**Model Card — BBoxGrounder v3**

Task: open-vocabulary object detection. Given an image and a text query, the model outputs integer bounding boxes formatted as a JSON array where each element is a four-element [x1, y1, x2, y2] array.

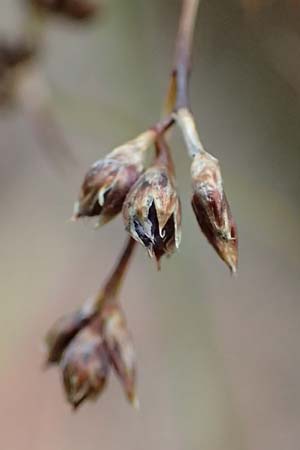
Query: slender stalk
[[155, 135, 175, 177], [167, 0, 200, 112], [95, 237, 136, 309]]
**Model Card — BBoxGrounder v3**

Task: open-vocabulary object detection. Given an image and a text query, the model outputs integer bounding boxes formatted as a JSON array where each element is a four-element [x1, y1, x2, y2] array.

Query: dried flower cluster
[[44, 0, 239, 409], [46, 298, 137, 408]]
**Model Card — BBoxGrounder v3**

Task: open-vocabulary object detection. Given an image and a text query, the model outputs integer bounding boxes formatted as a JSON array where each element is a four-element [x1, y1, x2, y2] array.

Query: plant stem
[[95, 237, 136, 310], [168, 0, 200, 111], [155, 135, 176, 177], [92, 1, 200, 313]]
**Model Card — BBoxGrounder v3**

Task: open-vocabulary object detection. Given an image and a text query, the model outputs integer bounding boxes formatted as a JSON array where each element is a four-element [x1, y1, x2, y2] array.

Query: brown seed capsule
[[60, 318, 110, 409], [191, 153, 238, 273], [73, 130, 156, 225], [45, 298, 97, 364], [101, 304, 138, 408], [123, 164, 181, 266]]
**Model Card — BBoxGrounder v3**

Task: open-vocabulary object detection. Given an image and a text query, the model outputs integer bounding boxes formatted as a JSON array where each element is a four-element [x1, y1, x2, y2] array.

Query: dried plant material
[[101, 304, 138, 408], [191, 153, 238, 273], [61, 318, 110, 408], [46, 298, 138, 409], [123, 162, 181, 266], [44, 0, 241, 414], [73, 130, 156, 225], [45, 298, 97, 364]]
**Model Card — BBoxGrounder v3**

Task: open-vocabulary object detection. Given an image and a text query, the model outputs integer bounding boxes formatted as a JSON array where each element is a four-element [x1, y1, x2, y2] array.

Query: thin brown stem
[[95, 237, 136, 310], [155, 135, 175, 177], [151, 115, 175, 135], [170, 0, 200, 111]]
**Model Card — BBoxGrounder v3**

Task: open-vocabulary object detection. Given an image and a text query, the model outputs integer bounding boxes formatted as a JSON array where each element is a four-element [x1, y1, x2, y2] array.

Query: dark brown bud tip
[[122, 166, 181, 265], [191, 153, 238, 273], [45, 298, 96, 364], [101, 305, 138, 407], [60, 318, 110, 408]]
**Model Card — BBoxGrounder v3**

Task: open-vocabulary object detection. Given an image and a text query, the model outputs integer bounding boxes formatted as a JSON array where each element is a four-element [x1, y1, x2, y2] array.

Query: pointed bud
[[101, 305, 137, 407], [45, 298, 97, 364], [73, 130, 156, 225], [191, 152, 238, 273], [60, 318, 110, 409], [123, 166, 181, 266]]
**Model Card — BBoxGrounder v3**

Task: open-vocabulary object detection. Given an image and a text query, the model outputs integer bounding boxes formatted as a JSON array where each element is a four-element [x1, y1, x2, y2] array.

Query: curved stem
[[95, 237, 136, 310], [175, 0, 200, 110], [155, 135, 175, 177]]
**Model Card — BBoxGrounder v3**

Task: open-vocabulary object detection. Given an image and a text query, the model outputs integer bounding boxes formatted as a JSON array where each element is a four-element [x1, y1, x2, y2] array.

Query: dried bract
[[61, 318, 110, 408], [123, 164, 181, 266], [191, 153, 238, 273], [101, 305, 138, 408], [45, 298, 97, 364], [73, 130, 156, 226]]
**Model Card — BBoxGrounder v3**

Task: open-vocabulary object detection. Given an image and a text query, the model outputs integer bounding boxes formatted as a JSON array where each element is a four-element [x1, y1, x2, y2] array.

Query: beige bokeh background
[[0, 1, 300, 450]]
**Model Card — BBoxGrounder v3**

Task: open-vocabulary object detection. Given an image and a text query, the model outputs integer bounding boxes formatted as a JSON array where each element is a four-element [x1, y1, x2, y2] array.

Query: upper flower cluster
[[73, 111, 238, 272]]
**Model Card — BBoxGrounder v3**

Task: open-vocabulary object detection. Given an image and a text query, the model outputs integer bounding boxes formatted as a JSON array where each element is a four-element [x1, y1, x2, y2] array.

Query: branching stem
[[94, 0, 200, 311]]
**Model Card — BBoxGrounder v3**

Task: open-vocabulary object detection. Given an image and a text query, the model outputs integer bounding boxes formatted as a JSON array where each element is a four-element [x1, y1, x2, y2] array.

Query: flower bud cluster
[[46, 298, 137, 409]]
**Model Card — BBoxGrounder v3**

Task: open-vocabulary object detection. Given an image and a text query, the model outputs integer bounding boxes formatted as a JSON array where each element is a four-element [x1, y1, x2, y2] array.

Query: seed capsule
[[123, 164, 181, 266], [45, 298, 97, 364], [60, 318, 110, 409], [191, 152, 238, 273], [73, 130, 156, 226], [101, 304, 138, 408]]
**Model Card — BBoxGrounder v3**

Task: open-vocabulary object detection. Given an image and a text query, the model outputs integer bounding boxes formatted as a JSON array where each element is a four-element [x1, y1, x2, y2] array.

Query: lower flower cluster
[[46, 298, 137, 409]]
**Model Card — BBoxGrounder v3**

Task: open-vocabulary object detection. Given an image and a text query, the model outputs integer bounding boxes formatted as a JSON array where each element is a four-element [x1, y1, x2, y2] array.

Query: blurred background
[[0, 1, 300, 449]]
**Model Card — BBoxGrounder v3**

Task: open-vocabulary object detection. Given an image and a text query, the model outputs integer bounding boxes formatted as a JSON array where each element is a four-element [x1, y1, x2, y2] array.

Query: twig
[[166, 0, 200, 113], [95, 237, 136, 310]]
